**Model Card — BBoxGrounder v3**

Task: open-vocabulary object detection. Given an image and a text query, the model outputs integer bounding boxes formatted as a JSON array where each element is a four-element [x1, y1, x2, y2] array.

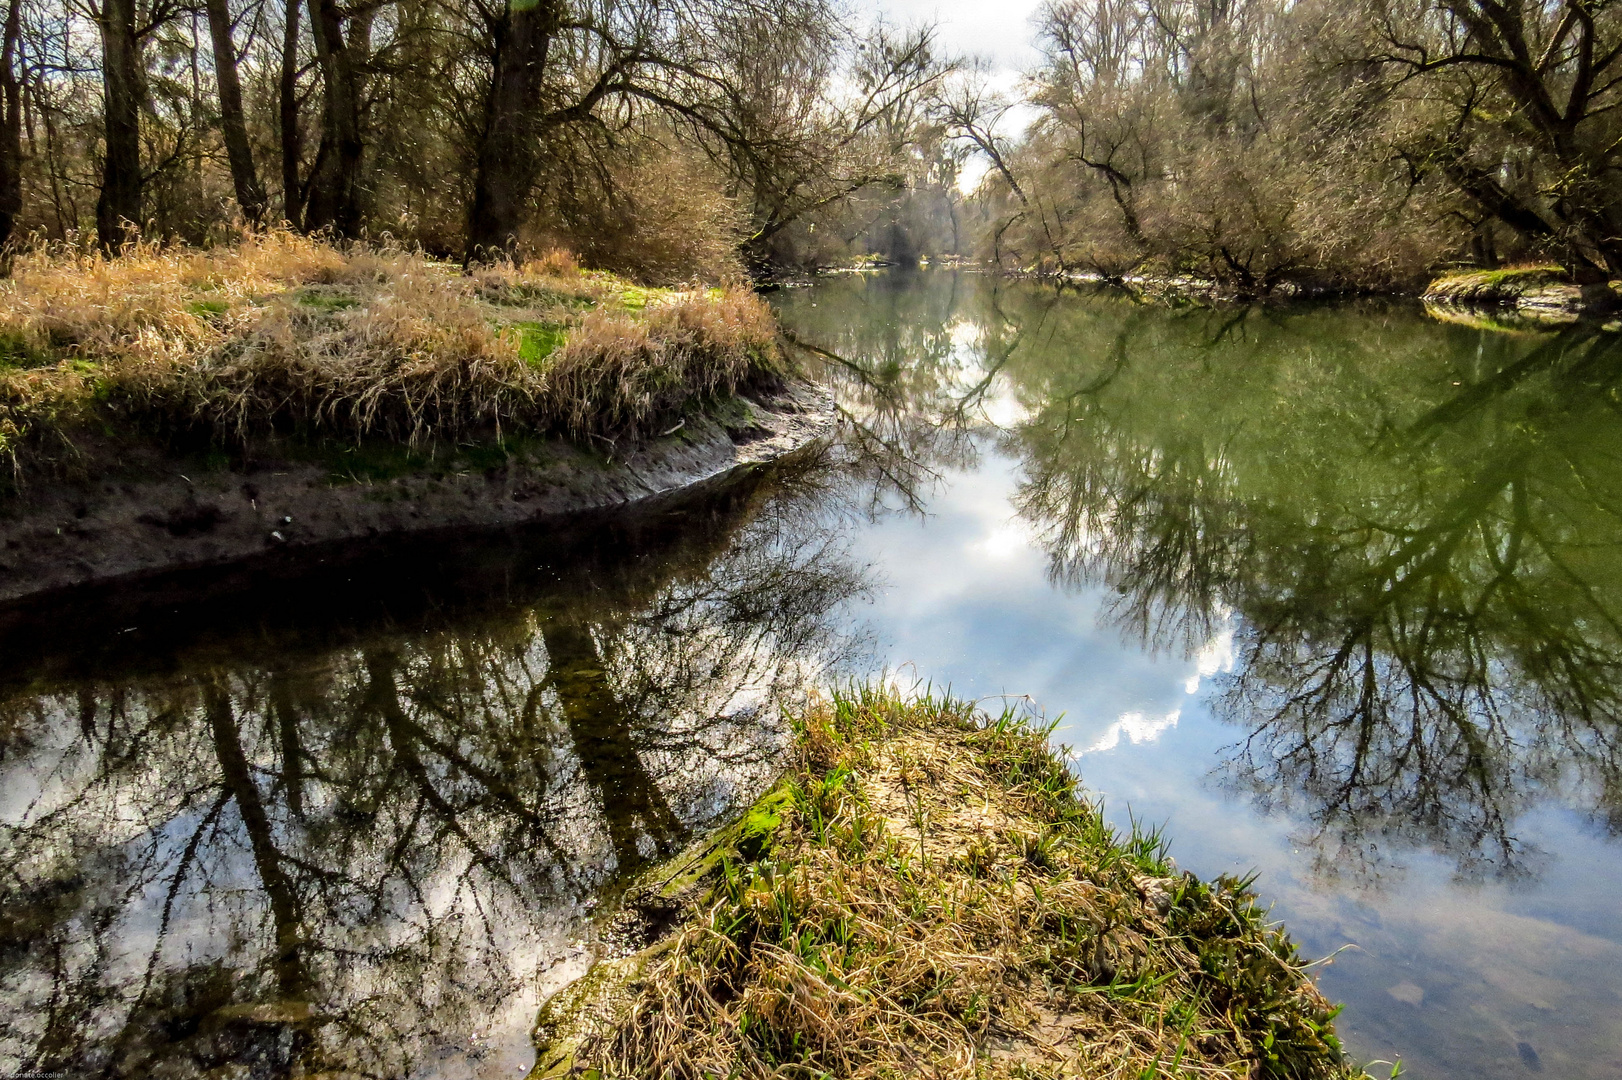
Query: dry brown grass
[[0, 233, 784, 478], [542, 290, 782, 440], [573, 686, 1356, 1080]]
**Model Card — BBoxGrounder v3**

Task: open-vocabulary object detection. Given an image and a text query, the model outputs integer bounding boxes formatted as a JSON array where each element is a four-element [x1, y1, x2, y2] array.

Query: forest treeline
[[0, 0, 1617, 288], [967, 0, 1622, 292], [0, 0, 961, 278]]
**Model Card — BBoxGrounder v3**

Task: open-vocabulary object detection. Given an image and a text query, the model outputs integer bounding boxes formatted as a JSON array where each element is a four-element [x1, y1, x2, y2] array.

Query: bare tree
[[1367, 0, 1622, 277], [0, 0, 23, 253], [204, 0, 267, 223], [93, 0, 147, 246], [465, 0, 564, 258], [278, 0, 303, 223], [302, 0, 366, 235]]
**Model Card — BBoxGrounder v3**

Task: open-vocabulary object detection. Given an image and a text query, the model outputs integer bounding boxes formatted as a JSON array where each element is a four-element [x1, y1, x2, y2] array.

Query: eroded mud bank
[[0, 380, 833, 603]]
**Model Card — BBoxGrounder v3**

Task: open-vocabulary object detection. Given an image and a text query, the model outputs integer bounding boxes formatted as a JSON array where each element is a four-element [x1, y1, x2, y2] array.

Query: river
[[2, 270, 1618, 1079]]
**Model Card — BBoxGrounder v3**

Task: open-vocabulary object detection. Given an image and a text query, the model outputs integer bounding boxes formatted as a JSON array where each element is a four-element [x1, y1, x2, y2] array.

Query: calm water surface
[[3, 270, 1620, 1079], [776, 273, 1622, 1079]]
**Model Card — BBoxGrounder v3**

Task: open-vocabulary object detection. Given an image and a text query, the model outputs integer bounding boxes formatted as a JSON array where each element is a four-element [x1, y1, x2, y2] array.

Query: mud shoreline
[[999, 266, 1622, 329], [0, 379, 834, 604]]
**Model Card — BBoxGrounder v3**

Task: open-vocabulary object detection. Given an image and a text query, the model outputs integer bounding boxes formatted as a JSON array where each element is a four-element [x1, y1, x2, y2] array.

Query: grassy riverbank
[[0, 234, 784, 483], [1421, 265, 1622, 330], [538, 686, 1357, 1079], [1027, 264, 1622, 329]]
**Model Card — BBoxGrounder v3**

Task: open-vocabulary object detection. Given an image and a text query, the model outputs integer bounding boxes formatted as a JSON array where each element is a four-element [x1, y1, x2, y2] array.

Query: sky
[[861, 0, 1047, 80], [858, 0, 1048, 187]]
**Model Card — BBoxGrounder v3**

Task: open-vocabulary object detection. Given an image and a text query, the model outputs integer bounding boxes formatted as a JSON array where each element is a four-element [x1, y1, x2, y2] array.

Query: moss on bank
[[1423, 266, 1622, 330], [0, 233, 785, 483], [1426, 265, 1569, 293], [539, 686, 1357, 1080]]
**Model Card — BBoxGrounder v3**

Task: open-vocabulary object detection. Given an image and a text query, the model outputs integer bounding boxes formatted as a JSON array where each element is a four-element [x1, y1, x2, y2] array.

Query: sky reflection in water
[[0, 476, 869, 1080], [842, 443, 1622, 1080], [2, 270, 1621, 1080], [774, 271, 1622, 1080]]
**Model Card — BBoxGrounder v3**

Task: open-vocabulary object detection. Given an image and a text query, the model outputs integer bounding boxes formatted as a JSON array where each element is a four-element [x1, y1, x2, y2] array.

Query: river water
[[2, 270, 1619, 1079]]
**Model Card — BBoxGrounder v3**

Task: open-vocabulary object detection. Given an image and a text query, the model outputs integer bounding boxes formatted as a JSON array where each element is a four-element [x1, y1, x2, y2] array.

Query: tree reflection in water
[[779, 271, 996, 511], [0, 457, 869, 1079], [1008, 308, 1622, 881], [10, 272, 1620, 1077], [777, 273, 1622, 883]]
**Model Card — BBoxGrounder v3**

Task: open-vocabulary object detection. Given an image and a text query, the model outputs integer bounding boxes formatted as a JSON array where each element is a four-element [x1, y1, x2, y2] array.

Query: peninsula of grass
[[1421, 263, 1622, 330], [0, 232, 785, 485], [537, 686, 1357, 1080]]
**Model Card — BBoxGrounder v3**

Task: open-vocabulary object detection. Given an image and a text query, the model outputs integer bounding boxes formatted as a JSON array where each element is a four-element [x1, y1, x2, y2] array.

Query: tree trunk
[[205, 0, 267, 225], [466, 0, 561, 262], [95, 0, 143, 249], [279, 0, 303, 225], [303, 0, 364, 236], [206, 681, 310, 1001], [0, 0, 23, 256], [540, 619, 682, 867]]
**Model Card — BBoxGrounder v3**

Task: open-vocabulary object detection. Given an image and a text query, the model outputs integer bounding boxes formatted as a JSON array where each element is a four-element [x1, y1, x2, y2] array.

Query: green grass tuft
[[1430, 264, 1565, 289], [187, 299, 231, 320], [0, 331, 55, 370], [295, 288, 361, 312], [566, 684, 1358, 1080], [513, 321, 568, 366]]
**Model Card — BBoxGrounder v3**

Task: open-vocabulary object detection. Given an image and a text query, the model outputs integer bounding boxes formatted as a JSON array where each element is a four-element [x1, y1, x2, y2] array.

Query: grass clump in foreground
[[551, 685, 1357, 1080], [0, 232, 784, 479]]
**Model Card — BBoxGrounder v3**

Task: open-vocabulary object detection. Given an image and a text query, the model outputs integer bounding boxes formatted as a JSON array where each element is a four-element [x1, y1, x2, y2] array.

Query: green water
[[782, 274, 1622, 875], [1, 270, 1619, 1079], [774, 271, 1622, 1078]]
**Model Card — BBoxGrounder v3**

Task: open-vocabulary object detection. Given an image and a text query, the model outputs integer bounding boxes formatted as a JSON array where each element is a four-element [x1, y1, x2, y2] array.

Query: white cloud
[[1085, 708, 1182, 754], [858, 0, 1046, 75], [1182, 619, 1236, 695], [970, 518, 1036, 561], [948, 318, 981, 352]]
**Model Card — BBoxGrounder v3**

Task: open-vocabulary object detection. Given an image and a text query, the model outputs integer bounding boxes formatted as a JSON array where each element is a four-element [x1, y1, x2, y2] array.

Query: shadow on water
[[0, 451, 872, 1079]]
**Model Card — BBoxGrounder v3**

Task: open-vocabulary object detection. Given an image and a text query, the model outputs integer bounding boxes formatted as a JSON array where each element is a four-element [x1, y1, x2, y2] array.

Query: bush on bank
[[541, 685, 1358, 1080], [0, 232, 785, 480]]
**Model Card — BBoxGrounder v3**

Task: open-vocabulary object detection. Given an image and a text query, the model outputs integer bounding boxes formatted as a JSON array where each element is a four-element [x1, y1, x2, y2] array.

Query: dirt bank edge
[[1423, 268, 1622, 330], [0, 379, 834, 603]]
